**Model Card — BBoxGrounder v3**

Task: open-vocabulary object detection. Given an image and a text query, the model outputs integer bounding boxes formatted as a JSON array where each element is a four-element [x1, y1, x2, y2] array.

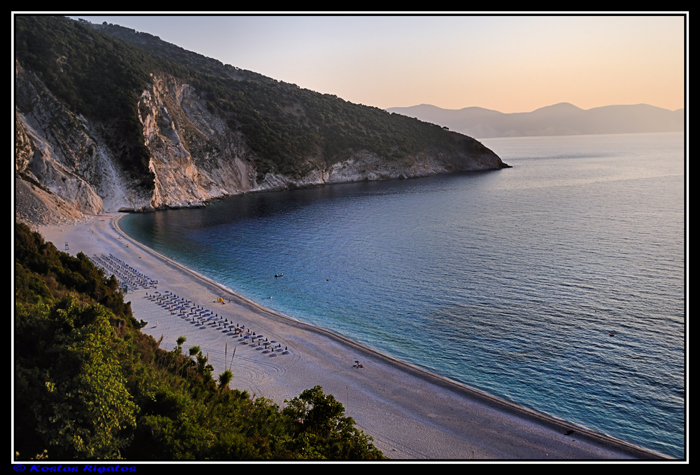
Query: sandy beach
[[35, 214, 668, 461]]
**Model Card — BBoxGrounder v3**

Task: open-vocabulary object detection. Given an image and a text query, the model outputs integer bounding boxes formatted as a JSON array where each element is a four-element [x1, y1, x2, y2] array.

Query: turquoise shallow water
[[120, 132, 686, 459]]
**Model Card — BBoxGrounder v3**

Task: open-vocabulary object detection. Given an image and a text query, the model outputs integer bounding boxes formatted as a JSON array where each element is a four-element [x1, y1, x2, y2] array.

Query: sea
[[119, 132, 686, 459]]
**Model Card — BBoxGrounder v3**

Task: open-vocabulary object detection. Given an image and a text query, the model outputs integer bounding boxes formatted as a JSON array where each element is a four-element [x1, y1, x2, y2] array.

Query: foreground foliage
[[14, 223, 386, 460]]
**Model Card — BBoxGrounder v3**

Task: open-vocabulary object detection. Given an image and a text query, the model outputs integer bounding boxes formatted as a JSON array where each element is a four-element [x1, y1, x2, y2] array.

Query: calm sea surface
[[120, 132, 686, 458]]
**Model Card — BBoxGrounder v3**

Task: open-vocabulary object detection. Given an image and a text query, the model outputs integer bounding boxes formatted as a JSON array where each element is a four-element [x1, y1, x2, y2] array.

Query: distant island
[[386, 102, 685, 138]]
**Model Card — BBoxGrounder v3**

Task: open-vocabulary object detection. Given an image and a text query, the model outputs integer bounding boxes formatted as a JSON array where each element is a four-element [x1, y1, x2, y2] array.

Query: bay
[[120, 132, 686, 459]]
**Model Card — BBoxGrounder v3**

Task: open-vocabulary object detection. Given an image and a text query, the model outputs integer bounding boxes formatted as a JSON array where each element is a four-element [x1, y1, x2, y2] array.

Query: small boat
[[275, 273, 283, 278]]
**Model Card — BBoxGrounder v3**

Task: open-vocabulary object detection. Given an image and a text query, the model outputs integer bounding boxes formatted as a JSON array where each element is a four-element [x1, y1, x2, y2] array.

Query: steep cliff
[[137, 73, 258, 210], [15, 60, 151, 221], [14, 16, 509, 226]]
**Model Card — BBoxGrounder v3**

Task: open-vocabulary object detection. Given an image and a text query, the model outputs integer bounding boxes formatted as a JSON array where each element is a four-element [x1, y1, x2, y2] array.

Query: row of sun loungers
[[145, 290, 290, 356], [91, 253, 158, 292]]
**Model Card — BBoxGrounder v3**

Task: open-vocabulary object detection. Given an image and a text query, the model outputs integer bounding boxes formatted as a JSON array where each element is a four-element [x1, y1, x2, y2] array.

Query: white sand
[[35, 214, 668, 460]]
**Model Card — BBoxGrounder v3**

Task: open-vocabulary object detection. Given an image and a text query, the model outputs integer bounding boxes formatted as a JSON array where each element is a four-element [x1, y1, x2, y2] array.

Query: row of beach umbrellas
[[91, 253, 158, 292], [145, 290, 290, 356]]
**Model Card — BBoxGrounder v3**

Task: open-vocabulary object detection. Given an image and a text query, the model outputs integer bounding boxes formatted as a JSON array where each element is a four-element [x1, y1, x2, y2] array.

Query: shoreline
[[35, 214, 670, 461]]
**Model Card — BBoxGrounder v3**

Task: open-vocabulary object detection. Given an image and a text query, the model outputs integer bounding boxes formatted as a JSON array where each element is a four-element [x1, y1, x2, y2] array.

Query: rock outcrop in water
[[14, 16, 509, 226]]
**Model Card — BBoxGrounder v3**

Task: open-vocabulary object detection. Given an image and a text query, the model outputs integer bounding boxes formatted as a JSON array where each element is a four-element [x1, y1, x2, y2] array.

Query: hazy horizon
[[27, 13, 687, 114]]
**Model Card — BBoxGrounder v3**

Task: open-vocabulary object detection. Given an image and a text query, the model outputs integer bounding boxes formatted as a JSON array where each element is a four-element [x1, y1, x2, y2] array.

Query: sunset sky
[[63, 13, 686, 114]]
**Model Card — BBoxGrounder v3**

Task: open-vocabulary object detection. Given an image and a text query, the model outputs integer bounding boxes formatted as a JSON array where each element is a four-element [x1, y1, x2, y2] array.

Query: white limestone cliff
[[15, 67, 506, 227]]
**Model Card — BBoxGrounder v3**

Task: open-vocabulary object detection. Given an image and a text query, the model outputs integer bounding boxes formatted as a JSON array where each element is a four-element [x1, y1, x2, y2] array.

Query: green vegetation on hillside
[[15, 15, 495, 184], [14, 16, 161, 190], [14, 222, 386, 460]]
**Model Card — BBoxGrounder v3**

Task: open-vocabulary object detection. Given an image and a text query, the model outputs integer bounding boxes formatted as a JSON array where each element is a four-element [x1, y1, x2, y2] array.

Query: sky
[[58, 13, 688, 113]]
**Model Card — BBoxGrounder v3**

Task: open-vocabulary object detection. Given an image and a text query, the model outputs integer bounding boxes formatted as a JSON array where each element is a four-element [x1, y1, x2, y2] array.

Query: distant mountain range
[[386, 102, 685, 138]]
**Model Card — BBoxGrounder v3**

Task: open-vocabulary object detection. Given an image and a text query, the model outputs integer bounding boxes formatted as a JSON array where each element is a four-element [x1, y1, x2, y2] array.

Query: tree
[[282, 386, 385, 460], [218, 370, 233, 392], [176, 336, 187, 352], [15, 296, 138, 459]]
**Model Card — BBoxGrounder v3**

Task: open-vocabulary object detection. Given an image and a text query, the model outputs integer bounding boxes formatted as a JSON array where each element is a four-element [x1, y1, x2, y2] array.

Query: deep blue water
[[120, 132, 686, 459]]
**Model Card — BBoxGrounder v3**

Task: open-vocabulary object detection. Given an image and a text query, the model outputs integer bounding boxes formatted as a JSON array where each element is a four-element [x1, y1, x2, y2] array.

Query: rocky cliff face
[[15, 64, 507, 226], [15, 62, 113, 224], [137, 73, 258, 210]]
